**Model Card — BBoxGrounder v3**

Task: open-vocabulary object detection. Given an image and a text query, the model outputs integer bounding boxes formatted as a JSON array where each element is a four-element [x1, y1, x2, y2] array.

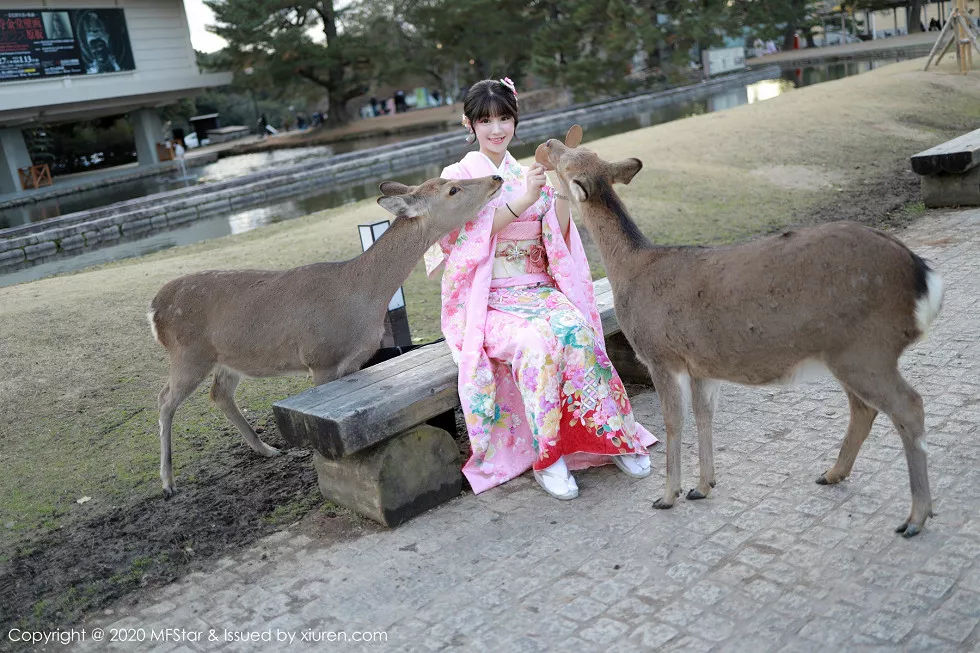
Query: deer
[[148, 175, 503, 498], [536, 136, 944, 537]]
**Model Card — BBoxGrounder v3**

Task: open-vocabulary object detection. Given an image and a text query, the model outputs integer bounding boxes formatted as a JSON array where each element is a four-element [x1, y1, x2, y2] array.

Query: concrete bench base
[[311, 424, 462, 527], [921, 167, 980, 208]]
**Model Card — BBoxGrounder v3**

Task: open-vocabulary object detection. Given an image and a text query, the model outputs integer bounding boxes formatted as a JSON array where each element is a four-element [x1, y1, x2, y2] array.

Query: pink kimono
[[424, 151, 657, 494]]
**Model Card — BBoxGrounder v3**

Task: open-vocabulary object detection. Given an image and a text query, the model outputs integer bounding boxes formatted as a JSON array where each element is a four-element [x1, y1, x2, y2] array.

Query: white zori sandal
[[614, 453, 652, 479], [533, 456, 579, 500]]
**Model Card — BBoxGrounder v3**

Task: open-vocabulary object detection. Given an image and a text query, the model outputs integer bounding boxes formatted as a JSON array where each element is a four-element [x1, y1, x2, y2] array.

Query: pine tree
[[204, 0, 373, 126]]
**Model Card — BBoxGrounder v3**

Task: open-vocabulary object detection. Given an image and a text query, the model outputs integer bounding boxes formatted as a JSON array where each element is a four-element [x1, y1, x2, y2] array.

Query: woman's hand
[[523, 163, 548, 204]]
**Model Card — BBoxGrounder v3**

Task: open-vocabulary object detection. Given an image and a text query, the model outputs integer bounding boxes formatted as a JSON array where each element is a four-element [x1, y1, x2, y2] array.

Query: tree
[[530, 0, 664, 100], [383, 0, 540, 96], [204, 0, 374, 126]]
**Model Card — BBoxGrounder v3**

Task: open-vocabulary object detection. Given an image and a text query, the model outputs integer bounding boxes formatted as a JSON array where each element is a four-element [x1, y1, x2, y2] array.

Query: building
[[0, 1, 231, 196]]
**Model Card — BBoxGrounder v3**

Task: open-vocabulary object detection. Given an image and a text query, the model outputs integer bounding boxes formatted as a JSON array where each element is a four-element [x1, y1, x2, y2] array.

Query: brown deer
[[537, 139, 944, 537], [148, 175, 503, 497]]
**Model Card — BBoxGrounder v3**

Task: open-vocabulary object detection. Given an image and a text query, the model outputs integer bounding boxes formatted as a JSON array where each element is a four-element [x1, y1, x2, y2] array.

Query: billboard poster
[[0, 9, 135, 82]]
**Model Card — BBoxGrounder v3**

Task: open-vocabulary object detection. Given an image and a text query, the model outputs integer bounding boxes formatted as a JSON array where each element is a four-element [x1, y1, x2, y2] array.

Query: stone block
[[0, 248, 26, 266], [166, 208, 198, 225], [100, 225, 122, 241], [311, 424, 462, 527], [921, 168, 980, 208], [150, 214, 169, 229], [82, 231, 102, 246], [122, 218, 152, 235], [24, 241, 57, 260], [196, 200, 231, 216], [59, 234, 86, 251]]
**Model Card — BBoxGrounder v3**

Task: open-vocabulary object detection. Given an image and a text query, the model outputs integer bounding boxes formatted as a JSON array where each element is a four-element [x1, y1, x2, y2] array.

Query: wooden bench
[[911, 127, 980, 208], [272, 277, 649, 526]]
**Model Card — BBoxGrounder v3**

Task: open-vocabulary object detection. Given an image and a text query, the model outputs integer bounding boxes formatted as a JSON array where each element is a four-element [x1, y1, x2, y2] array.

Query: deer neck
[[579, 181, 652, 278], [354, 215, 432, 309]]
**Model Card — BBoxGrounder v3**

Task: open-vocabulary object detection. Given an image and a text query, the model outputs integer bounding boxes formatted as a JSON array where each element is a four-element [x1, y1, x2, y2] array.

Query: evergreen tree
[[203, 0, 374, 126]]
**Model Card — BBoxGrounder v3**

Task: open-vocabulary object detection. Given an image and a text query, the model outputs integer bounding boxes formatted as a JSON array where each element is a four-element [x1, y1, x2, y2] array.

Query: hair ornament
[[499, 77, 517, 100]]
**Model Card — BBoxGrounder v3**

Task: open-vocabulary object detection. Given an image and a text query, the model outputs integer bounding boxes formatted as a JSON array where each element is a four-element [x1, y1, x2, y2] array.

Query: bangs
[[468, 92, 517, 122]]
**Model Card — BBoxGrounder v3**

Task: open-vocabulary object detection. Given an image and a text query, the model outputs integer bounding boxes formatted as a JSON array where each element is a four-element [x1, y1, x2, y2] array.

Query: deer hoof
[[709, 480, 716, 488], [652, 498, 675, 510], [162, 485, 177, 499], [897, 521, 922, 538], [687, 488, 708, 500], [258, 445, 282, 458]]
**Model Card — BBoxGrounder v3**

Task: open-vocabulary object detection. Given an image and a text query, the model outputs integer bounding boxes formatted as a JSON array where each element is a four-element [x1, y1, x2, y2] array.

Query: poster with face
[[0, 8, 135, 82]]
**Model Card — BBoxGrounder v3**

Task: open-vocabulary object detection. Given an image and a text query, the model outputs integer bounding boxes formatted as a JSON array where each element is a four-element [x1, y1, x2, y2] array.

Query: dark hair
[[462, 79, 520, 135]]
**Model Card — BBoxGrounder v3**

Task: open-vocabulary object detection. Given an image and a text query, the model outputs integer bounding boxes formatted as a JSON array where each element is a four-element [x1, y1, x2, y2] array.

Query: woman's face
[[473, 114, 515, 159]]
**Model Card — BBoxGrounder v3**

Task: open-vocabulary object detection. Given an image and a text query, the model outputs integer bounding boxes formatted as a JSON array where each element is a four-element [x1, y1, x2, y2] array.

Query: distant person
[[394, 90, 407, 113], [257, 113, 268, 138], [370, 97, 380, 116], [432, 89, 441, 105], [765, 39, 778, 54]]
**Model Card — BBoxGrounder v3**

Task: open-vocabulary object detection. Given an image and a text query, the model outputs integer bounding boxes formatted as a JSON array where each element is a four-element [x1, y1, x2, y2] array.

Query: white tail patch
[[781, 358, 831, 386], [147, 310, 161, 345], [915, 269, 944, 340]]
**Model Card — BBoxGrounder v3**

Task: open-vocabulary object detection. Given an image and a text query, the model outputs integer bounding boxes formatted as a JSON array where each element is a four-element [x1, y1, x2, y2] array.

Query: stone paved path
[[68, 208, 980, 652]]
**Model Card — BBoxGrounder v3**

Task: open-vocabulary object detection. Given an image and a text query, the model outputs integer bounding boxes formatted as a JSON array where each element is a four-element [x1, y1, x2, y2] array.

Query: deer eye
[[449, 187, 460, 196]]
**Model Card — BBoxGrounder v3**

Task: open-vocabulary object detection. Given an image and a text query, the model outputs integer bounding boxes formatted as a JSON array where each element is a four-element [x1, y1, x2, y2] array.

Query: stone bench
[[911, 127, 980, 208], [272, 277, 648, 526]]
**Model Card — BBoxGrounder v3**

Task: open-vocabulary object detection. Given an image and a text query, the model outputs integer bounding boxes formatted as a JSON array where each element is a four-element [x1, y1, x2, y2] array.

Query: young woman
[[424, 78, 656, 500]]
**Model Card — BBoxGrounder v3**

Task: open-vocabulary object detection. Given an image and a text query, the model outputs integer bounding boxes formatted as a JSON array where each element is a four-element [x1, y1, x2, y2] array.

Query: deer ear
[[570, 178, 590, 202], [377, 194, 422, 218], [379, 181, 412, 196], [609, 158, 642, 185]]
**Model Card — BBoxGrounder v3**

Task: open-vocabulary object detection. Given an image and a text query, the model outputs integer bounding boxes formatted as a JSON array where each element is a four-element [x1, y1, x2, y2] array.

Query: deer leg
[[158, 358, 213, 498], [831, 363, 932, 537], [210, 367, 281, 457], [651, 368, 687, 510], [817, 390, 878, 485], [688, 378, 721, 500]]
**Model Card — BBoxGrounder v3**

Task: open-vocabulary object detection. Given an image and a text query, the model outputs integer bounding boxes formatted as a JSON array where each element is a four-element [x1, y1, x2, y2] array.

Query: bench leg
[[922, 167, 980, 208], [605, 331, 655, 387], [312, 424, 462, 527]]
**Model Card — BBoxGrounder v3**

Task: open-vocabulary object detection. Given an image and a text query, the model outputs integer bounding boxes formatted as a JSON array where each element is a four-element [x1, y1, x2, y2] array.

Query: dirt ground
[[1, 58, 979, 637]]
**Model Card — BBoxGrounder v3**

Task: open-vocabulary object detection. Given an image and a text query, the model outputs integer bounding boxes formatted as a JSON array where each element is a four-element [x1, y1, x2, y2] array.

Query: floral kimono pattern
[[424, 151, 656, 494]]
